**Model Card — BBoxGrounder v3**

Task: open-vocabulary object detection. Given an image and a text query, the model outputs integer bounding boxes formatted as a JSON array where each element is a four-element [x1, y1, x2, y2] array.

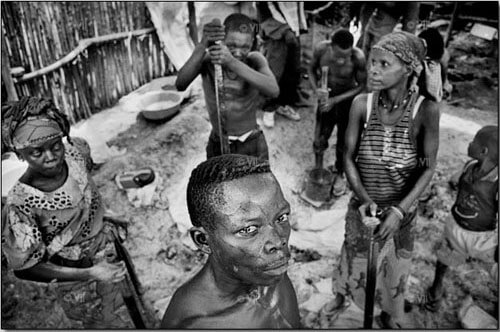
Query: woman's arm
[[344, 95, 374, 203], [398, 99, 440, 212], [15, 260, 126, 283]]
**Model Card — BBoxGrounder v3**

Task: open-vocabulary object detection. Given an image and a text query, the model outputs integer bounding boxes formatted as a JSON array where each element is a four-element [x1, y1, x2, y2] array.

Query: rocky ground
[[2, 29, 498, 329]]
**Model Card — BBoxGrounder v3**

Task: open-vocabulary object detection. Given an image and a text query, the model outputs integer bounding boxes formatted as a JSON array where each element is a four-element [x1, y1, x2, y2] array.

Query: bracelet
[[390, 206, 405, 220]]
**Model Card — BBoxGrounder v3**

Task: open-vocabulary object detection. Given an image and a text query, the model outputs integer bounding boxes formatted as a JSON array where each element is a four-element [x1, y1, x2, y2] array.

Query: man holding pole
[[311, 29, 366, 196], [175, 14, 279, 161]]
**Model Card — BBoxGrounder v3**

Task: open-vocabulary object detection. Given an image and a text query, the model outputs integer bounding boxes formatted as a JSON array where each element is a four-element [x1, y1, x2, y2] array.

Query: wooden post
[[1, 32, 18, 101], [188, 2, 198, 45], [444, 2, 460, 48]]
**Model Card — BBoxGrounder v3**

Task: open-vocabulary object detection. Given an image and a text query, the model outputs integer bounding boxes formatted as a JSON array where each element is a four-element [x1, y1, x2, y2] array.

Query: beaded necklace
[[378, 90, 413, 112]]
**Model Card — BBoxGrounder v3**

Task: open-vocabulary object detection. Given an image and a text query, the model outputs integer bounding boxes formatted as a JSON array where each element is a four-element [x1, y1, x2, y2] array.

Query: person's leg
[[313, 105, 337, 169], [377, 239, 412, 328], [281, 32, 300, 102], [262, 38, 288, 127], [428, 260, 448, 301], [331, 199, 373, 312], [332, 99, 352, 196]]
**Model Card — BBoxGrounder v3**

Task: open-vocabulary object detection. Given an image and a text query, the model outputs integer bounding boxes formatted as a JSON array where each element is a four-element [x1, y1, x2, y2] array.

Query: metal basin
[[139, 90, 182, 121]]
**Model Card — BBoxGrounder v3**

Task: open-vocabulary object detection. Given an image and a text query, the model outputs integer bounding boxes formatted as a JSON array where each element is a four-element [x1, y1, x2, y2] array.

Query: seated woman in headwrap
[[328, 32, 440, 328], [1, 97, 149, 328]]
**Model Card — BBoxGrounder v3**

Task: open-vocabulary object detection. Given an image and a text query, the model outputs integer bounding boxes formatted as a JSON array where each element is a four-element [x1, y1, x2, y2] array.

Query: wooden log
[[188, 2, 198, 44], [15, 28, 155, 83], [444, 2, 460, 47]]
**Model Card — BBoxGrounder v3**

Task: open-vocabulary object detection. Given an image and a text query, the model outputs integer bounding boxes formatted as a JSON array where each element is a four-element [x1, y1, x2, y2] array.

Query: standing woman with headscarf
[[329, 32, 440, 328], [1, 97, 149, 328]]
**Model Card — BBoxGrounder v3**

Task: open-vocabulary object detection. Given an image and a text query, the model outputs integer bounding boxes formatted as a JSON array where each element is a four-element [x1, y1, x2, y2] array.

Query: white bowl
[[139, 90, 183, 121]]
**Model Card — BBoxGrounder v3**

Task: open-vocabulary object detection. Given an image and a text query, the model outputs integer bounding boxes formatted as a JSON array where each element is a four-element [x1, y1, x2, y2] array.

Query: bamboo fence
[[1, 2, 174, 123]]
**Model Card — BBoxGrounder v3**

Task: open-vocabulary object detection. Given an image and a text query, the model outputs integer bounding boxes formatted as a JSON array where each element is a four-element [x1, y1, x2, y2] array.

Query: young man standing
[[161, 154, 300, 328], [311, 29, 367, 196], [176, 14, 279, 161]]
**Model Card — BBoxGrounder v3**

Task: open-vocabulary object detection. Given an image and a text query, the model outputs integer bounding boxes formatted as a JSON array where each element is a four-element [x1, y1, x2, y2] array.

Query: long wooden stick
[[444, 2, 460, 48], [364, 225, 379, 329], [214, 61, 230, 154], [15, 28, 154, 83], [212, 38, 230, 155]]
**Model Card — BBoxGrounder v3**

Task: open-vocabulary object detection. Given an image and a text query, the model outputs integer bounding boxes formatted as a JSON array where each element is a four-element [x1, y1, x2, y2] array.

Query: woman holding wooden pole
[[329, 32, 440, 328], [1, 97, 150, 329]]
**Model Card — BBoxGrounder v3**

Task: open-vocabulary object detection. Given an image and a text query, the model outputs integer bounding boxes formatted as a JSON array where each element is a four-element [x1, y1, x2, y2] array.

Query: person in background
[[311, 29, 367, 197], [328, 32, 439, 328], [259, 2, 302, 128], [176, 13, 279, 161], [161, 154, 300, 328], [360, 2, 420, 60], [426, 126, 498, 312], [1, 97, 149, 328], [418, 28, 453, 102]]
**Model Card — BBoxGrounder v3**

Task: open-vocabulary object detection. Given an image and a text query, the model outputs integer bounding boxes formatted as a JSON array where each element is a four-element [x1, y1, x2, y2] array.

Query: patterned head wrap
[[372, 31, 426, 76], [2, 97, 70, 151]]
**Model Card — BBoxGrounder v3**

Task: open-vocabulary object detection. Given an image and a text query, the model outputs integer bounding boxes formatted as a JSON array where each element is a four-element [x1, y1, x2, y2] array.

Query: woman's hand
[[375, 211, 401, 241], [89, 260, 127, 283], [359, 201, 377, 220]]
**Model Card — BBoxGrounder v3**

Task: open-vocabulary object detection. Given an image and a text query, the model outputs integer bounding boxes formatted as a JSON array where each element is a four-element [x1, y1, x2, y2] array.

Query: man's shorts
[[436, 215, 498, 267]]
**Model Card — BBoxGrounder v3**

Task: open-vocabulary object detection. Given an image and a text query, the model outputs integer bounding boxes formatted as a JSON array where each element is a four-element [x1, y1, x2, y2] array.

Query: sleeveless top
[[356, 92, 425, 207]]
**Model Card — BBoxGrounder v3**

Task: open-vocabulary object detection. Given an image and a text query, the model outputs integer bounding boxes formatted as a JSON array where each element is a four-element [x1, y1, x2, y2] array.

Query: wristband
[[390, 206, 405, 220]]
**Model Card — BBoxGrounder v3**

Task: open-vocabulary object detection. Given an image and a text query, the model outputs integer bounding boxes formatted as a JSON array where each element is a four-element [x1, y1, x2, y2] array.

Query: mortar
[[303, 168, 334, 203]]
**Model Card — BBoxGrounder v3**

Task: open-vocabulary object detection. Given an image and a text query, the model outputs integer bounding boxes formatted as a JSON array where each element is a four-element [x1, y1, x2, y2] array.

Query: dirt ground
[[2, 30, 498, 329]]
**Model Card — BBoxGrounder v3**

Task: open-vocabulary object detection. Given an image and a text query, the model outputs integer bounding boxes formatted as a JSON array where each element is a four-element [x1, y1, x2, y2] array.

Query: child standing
[[427, 126, 498, 311], [176, 13, 279, 161]]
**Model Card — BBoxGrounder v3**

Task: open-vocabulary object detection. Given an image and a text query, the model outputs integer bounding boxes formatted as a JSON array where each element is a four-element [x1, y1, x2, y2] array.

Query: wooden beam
[[444, 2, 460, 47], [15, 27, 155, 83], [188, 2, 198, 45]]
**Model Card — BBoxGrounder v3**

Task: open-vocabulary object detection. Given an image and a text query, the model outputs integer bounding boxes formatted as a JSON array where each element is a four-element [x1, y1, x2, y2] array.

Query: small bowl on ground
[[139, 90, 183, 121]]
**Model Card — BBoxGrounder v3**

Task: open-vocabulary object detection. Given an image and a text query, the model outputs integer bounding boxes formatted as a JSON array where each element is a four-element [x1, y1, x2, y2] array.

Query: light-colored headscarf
[[372, 31, 426, 76]]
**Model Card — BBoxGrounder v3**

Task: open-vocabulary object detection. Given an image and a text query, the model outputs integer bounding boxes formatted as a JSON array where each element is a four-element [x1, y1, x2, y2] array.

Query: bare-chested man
[[176, 14, 279, 161], [311, 29, 367, 196], [160, 154, 300, 329]]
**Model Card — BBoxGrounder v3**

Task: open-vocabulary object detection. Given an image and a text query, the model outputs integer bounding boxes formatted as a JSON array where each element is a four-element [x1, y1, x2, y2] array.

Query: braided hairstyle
[[187, 154, 271, 231], [1, 96, 71, 152]]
